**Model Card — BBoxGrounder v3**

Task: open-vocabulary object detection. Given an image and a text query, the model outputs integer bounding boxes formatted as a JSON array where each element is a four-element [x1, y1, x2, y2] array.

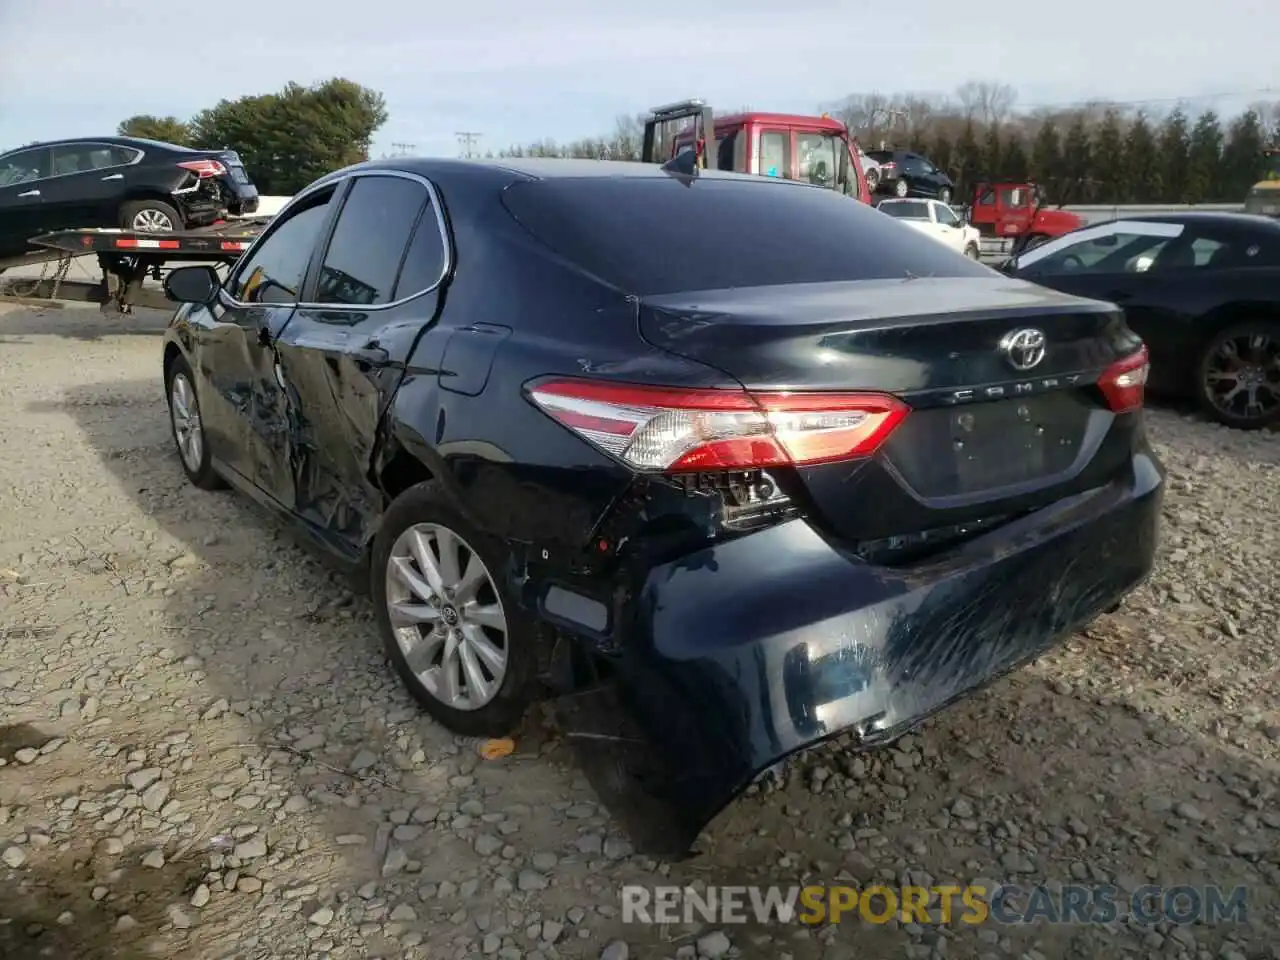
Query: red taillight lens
[[178, 159, 227, 178], [880, 162, 897, 170], [526, 379, 909, 472], [1097, 345, 1149, 413]]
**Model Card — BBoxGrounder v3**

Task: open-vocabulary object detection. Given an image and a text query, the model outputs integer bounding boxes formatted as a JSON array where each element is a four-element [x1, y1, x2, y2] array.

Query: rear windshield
[[500, 176, 987, 296], [880, 201, 931, 220], [867, 150, 894, 163]]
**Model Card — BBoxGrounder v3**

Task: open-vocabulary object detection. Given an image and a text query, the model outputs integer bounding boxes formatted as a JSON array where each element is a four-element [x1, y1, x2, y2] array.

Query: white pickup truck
[[877, 198, 982, 259]]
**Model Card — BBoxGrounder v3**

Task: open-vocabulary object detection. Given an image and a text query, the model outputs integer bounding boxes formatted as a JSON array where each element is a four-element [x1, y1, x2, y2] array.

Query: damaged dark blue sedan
[[159, 157, 1164, 856]]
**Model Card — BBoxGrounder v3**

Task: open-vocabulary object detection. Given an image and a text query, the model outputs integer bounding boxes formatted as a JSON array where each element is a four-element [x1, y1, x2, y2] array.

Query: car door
[[0, 146, 53, 256], [1014, 220, 1189, 384], [930, 201, 963, 251], [43, 142, 144, 231], [265, 171, 450, 554], [900, 155, 931, 196], [193, 184, 341, 488]]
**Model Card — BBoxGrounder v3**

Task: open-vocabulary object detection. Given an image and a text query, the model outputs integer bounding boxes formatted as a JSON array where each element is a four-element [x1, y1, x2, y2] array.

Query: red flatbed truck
[[641, 98, 873, 204]]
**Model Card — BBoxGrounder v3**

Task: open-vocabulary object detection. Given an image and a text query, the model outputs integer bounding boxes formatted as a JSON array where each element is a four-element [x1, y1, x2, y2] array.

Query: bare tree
[[955, 80, 1018, 127]]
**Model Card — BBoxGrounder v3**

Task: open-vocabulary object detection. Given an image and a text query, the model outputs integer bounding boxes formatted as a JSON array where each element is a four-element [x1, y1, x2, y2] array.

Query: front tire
[[371, 482, 538, 737], [1195, 320, 1280, 430], [165, 356, 226, 490], [121, 199, 182, 233]]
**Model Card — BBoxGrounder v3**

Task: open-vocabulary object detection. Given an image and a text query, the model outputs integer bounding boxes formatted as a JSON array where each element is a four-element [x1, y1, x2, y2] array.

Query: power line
[[456, 131, 482, 158]]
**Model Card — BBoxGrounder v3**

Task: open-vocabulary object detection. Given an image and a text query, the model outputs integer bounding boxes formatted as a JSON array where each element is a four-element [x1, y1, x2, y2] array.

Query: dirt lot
[[1, 301, 1279, 960]]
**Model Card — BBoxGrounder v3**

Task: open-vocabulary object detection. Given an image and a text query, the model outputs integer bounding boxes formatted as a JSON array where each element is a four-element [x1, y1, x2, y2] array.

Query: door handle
[[100, 174, 123, 181], [18, 189, 39, 198]]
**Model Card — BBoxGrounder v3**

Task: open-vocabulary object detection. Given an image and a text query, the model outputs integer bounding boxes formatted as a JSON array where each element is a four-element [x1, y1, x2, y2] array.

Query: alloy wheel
[[385, 522, 508, 711], [169, 373, 204, 472], [133, 208, 175, 232], [1203, 329, 1280, 424]]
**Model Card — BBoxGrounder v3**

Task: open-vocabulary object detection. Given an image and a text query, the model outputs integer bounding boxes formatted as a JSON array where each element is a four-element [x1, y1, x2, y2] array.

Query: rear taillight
[[881, 162, 897, 171], [526, 379, 909, 472], [1097, 345, 1149, 413], [178, 159, 227, 178]]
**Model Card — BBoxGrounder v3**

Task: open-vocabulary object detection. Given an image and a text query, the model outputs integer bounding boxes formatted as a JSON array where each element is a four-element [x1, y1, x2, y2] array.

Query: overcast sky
[[1, 0, 1275, 161]]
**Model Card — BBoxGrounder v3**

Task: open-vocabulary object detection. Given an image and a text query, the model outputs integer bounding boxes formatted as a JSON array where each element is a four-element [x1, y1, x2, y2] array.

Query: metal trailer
[[0, 218, 270, 313]]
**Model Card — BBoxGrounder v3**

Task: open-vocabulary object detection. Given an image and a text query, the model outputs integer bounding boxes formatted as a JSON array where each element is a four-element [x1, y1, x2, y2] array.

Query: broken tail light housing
[[526, 378, 910, 472], [177, 159, 228, 178], [1097, 345, 1150, 413]]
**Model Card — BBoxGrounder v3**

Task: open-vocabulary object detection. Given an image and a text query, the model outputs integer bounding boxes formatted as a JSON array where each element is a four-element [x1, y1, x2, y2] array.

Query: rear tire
[[865, 168, 880, 193], [121, 199, 182, 233], [165, 355, 226, 490], [964, 243, 980, 259], [939, 186, 952, 204], [371, 481, 539, 737], [1194, 320, 1280, 430], [894, 179, 909, 198]]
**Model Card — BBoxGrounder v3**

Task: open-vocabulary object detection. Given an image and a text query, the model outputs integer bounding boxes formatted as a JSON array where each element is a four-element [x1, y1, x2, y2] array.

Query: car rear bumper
[[575, 447, 1163, 855]]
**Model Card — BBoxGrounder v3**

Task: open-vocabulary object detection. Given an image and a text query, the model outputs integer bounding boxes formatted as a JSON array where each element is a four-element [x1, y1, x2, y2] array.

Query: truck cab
[[1243, 149, 1280, 217], [965, 180, 1084, 257], [642, 99, 872, 205]]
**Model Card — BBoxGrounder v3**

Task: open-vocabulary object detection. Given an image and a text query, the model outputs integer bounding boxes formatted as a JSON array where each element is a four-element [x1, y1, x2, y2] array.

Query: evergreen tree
[[1221, 109, 1266, 199], [1002, 135, 1029, 180], [1186, 110, 1224, 202], [981, 124, 1002, 179], [1030, 119, 1062, 184], [117, 115, 193, 145], [1092, 109, 1125, 204], [1121, 112, 1160, 203], [929, 130, 953, 179], [954, 120, 982, 196], [1157, 108, 1191, 202], [1061, 113, 1093, 200]]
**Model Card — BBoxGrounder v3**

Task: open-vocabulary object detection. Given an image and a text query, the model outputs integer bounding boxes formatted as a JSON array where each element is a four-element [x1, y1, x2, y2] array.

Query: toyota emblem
[[998, 328, 1047, 372]]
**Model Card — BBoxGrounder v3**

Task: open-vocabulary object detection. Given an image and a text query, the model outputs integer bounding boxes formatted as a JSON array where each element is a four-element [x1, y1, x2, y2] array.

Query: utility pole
[[456, 131, 482, 159]]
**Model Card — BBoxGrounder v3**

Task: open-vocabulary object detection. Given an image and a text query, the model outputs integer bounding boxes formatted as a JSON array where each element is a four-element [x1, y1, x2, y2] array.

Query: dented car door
[[267, 171, 450, 554]]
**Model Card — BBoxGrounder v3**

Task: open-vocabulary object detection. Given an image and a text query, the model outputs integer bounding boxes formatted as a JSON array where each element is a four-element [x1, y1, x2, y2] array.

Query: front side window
[[796, 133, 840, 189], [0, 147, 51, 186], [1019, 224, 1186, 276], [230, 189, 334, 304], [315, 176, 429, 307]]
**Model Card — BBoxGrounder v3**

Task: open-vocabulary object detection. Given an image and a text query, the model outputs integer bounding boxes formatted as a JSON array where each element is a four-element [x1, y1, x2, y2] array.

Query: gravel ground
[[1, 302, 1279, 960]]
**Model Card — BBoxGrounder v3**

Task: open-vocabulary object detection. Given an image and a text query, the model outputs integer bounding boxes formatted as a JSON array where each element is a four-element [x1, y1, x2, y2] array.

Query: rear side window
[[500, 177, 988, 296], [392, 198, 449, 300], [316, 175, 428, 306], [881, 200, 931, 219]]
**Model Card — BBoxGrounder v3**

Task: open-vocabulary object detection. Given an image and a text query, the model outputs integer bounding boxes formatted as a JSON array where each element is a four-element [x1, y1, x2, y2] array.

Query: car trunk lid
[[637, 275, 1144, 547]]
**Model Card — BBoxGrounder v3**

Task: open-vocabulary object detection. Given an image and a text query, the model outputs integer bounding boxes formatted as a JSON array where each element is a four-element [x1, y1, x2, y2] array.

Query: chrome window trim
[[8, 141, 147, 183], [219, 168, 453, 312]]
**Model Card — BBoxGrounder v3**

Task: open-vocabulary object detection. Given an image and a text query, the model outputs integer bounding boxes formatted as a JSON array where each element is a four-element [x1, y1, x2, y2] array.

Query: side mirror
[[164, 265, 220, 304]]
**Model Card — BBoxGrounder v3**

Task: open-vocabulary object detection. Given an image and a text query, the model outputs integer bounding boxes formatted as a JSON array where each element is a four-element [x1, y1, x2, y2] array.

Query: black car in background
[[1007, 212, 1280, 429], [0, 136, 259, 260], [159, 158, 1162, 854], [866, 149, 955, 202]]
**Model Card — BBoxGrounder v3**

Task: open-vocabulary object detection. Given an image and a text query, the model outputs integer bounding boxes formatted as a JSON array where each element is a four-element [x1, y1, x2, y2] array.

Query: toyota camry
[[159, 157, 1164, 854]]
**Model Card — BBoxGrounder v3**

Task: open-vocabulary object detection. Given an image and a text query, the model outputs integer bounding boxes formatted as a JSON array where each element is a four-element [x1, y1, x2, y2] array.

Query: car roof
[[1119, 211, 1280, 230], [2, 135, 186, 153], [348, 155, 812, 186]]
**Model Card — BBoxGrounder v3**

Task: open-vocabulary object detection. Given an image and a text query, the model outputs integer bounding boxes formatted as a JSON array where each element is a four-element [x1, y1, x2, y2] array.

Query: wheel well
[[377, 450, 434, 503], [163, 343, 183, 381], [122, 189, 178, 208]]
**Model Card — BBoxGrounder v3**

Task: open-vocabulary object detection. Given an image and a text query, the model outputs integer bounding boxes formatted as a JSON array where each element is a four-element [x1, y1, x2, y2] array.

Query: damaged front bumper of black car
[[551, 451, 1163, 858]]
